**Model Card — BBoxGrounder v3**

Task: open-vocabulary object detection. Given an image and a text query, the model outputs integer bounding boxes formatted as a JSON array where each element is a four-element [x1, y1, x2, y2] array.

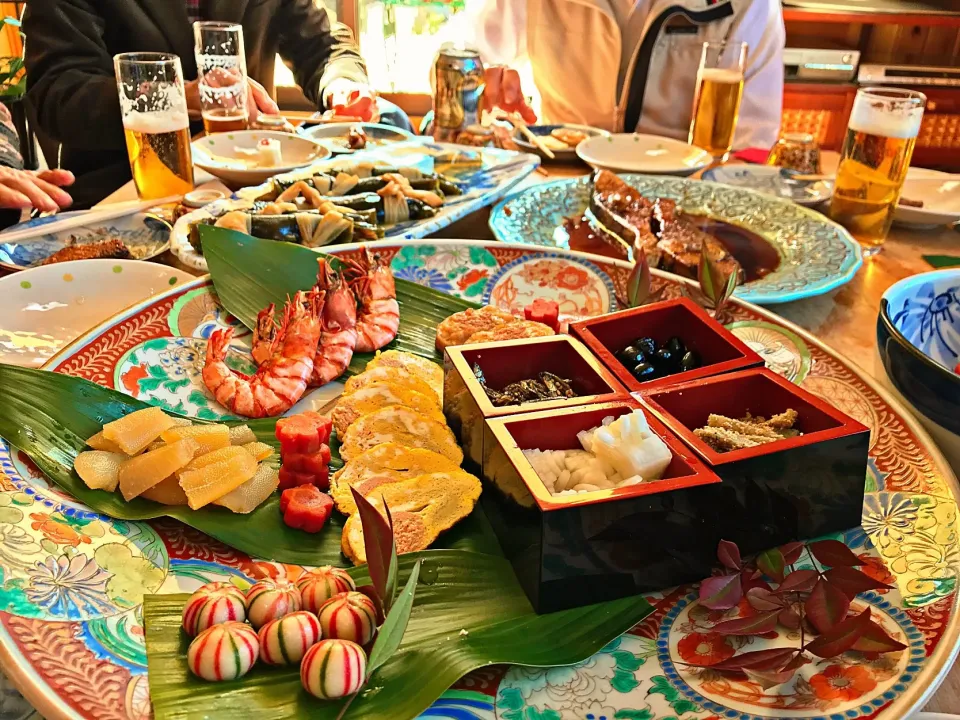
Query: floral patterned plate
[[489, 175, 863, 305], [170, 141, 541, 271], [0, 240, 957, 720]]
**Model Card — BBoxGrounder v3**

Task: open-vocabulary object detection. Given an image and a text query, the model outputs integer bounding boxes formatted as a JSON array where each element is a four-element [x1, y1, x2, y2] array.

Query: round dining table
[[1, 150, 958, 718]]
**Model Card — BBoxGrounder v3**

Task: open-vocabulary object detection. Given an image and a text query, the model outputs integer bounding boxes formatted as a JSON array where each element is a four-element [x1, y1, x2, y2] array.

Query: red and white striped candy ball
[[182, 582, 247, 637], [257, 611, 322, 666], [300, 639, 367, 700], [245, 578, 302, 629], [316, 591, 377, 646], [187, 621, 260, 682], [296, 566, 356, 615]]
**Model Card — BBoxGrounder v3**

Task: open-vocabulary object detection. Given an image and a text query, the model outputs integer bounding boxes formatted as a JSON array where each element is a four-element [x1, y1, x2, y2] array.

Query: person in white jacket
[[472, 0, 786, 150]]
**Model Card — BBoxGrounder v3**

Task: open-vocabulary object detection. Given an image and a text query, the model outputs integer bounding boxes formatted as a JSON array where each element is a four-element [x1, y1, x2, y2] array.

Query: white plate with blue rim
[[0, 258, 192, 368], [702, 165, 834, 207], [0, 211, 172, 272]]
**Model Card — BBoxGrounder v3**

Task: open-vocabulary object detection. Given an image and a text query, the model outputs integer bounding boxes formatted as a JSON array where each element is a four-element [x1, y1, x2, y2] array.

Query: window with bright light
[[358, 0, 476, 93], [273, 0, 480, 95]]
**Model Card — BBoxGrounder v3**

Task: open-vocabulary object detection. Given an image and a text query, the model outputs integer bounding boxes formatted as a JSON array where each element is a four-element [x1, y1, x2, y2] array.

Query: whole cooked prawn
[[311, 258, 358, 386], [345, 248, 399, 353], [203, 290, 322, 418]]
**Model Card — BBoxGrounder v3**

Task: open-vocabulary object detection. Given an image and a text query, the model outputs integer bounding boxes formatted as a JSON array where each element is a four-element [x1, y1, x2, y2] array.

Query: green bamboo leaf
[[0, 365, 501, 564], [199, 226, 479, 376], [144, 552, 654, 720], [366, 558, 420, 679]]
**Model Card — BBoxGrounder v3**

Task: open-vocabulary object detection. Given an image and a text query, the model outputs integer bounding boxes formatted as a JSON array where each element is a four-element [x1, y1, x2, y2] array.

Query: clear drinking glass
[[113, 52, 194, 200], [689, 41, 748, 162], [828, 87, 925, 255], [194, 21, 249, 134]]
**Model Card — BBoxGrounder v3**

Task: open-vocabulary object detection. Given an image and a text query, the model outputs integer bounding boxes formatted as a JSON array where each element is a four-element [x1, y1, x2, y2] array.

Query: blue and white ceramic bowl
[[878, 269, 960, 436]]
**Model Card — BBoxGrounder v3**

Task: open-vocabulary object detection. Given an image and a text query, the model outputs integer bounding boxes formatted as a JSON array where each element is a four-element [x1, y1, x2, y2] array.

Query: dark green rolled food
[[267, 167, 462, 199], [248, 212, 355, 247], [250, 200, 379, 228]]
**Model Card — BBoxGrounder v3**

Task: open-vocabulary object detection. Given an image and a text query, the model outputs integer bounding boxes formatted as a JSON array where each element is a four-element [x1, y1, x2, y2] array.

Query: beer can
[[432, 43, 485, 143]]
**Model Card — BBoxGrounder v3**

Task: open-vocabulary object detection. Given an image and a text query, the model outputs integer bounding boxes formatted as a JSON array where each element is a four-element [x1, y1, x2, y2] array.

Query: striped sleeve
[[0, 102, 23, 170]]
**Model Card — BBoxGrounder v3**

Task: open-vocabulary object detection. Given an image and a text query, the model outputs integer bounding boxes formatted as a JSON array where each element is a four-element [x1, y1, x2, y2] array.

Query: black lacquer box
[[481, 399, 723, 613], [635, 367, 870, 558], [443, 335, 627, 470], [568, 297, 764, 392]]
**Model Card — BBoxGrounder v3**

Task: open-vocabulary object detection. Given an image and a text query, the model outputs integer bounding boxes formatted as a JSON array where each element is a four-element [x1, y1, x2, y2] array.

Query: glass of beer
[[689, 41, 747, 162], [828, 87, 925, 255], [194, 22, 249, 134], [114, 52, 194, 200]]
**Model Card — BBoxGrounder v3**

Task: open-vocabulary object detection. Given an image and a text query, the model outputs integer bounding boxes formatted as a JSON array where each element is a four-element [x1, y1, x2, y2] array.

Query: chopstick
[[0, 196, 182, 244], [497, 111, 555, 160]]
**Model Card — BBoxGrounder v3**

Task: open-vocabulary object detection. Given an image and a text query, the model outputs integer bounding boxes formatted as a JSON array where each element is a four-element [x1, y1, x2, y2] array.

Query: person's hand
[[0, 168, 74, 213], [185, 76, 280, 123], [324, 80, 379, 123], [483, 66, 536, 124]]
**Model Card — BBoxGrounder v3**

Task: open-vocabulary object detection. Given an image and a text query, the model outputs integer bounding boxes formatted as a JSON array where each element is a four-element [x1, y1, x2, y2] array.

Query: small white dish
[[702, 165, 834, 207], [191, 130, 331, 186], [512, 123, 610, 161], [576, 133, 712, 176], [301, 122, 415, 154], [894, 172, 960, 228], [0, 259, 192, 368]]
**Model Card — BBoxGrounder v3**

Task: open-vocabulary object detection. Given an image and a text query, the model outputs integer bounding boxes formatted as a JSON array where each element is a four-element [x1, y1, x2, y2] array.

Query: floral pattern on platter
[[0, 241, 951, 720], [167, 288, 249, 340], [727, 321, 812, 385], [390, 244, 498, 300], [113, 337, 255, 420], [482, 254, 616, 322], [659, 590, 925, 719], [488, 174, 862, 304], [889, 280, 959, 370]]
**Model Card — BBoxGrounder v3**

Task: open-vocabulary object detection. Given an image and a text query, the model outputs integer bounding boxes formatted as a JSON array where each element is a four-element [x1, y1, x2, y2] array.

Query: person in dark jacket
[[24, 0, 403, 207]]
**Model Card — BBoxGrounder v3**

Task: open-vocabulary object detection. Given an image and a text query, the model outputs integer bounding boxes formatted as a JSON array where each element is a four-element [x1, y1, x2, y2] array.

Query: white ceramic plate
[[191, 130, 331, 186], [701, 165, 834, 207], [512, 123, 610, 160], [895, 172, 960, 228], [301, 122, 416, 154], [0, 259, 192, 368], [576, 133, 712, 176]]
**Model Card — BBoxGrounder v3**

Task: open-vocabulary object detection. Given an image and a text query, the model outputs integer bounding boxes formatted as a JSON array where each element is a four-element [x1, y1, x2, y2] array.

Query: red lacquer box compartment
[[568, 297, 764, 392], [443, 335, 627, 469], [481, 399, 724, 613], [637, 367, 870, 558]]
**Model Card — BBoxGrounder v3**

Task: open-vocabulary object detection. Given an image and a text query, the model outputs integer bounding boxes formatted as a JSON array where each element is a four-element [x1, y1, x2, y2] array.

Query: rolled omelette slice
[[338, 405, 462, 464], [341, 471, 482, 564], [331, 381, 443, 438], [330, 442, 461, 515]]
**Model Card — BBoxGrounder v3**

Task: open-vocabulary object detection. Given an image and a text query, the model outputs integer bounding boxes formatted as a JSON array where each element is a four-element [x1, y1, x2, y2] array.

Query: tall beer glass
[[689, 41, 747, 162], [194, 22, 249, 134], [114, 53, 194, 200], [828, 88, 925, 255]]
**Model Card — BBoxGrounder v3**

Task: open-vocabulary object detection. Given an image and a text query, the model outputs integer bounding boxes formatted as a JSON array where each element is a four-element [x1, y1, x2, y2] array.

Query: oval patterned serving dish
[[0, 240, 955, 720], [489, 175, 863, 305]]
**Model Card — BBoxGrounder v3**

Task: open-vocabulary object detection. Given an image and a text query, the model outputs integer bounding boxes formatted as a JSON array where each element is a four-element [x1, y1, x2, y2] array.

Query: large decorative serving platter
[[489, 175, 863, 305], [0, 240, 956, 720], [170, 141, 541, 271]]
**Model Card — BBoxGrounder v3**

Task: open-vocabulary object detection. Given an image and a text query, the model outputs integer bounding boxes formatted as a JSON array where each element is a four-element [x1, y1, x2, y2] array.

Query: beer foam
[[849, 99, 923, 139], [699, 68, 744, 84], [123, 110, 190, 134]]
